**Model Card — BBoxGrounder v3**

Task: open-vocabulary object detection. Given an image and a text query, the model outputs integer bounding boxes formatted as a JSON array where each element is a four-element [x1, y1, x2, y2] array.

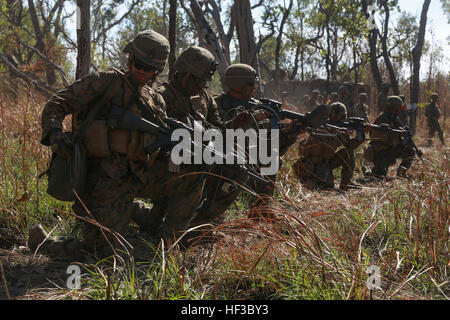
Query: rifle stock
[[326, 118, 404, 142]]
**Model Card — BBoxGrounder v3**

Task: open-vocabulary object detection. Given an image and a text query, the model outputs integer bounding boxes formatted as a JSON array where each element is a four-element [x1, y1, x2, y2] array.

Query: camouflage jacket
[[354, 103, 369, 123], [41, 68, 167, 182], [339, 97, 355, 118], [215, 93, 297, 157], [425, 102, 441, 120], [299, 126, 359, 164], [370, 112, 402, 150], [157, 79, 223, 129]]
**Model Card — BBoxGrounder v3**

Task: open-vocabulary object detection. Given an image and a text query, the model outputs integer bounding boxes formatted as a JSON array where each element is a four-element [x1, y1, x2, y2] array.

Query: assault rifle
[[107, 105, 270, 184], [326, 117, 405, 142], [239, 98, 329, 132], [325, 117, 423, 158]]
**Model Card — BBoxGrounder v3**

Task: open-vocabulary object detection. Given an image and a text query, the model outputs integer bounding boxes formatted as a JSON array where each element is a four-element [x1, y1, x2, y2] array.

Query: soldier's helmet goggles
[[191, 60, 219, 83], [132, 56, 161, 73]]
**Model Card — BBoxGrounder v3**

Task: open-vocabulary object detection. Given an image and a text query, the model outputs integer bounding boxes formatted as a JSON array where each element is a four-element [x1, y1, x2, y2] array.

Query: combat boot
[[340, 182, 362, 191], [28, 224, 83, 261], [131, 200, 163, 236], [396, 168, 412, 179]]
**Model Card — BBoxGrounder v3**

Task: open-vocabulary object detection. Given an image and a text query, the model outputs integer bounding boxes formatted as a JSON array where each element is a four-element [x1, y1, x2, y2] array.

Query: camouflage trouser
[[68, 156, 204, 256], [295, 147, 355, 189], [427, 119, 444, 145], [330, 147, 356, 188], [371, 144, 415, 178], [70, 157, 170, 256], [131, 165, 206, 240], [189, 166, 246, 227]]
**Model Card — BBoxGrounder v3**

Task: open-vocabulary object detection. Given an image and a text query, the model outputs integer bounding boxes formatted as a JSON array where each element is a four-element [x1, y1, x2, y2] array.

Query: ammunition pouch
[[84, 120, 111, 157], [45, 133, 87, 202], [84, 119, 160, 166]]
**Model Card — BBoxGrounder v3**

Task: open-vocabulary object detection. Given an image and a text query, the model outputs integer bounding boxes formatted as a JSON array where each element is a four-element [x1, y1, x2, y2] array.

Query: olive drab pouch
[[46, 153, 73, 201], [45, 133, 87, 202]]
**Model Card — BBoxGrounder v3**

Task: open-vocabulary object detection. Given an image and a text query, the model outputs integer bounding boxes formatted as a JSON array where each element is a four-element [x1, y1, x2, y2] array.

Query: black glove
[[49, 130, 73, 157]]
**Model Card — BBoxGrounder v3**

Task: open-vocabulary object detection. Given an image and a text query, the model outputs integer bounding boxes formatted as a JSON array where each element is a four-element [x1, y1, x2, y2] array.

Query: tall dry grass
[[0, 82, 448, 300], [0, 81, 72, 236]]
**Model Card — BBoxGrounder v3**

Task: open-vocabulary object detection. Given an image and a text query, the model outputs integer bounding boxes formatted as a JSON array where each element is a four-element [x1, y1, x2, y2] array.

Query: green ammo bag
[[46, 136, 87, 202]]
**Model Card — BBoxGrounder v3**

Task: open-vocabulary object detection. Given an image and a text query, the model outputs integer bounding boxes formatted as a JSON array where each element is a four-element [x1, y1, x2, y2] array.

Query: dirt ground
[[0, 226, 160, 300]]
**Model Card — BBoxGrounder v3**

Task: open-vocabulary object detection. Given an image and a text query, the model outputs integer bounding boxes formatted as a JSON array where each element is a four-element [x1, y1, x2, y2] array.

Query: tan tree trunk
[[234, 0, 262, 93], [189, 0, 230, 80], [76, 0, 91, 80], [168, 0, 177, 81], [411, 0, 431, 104]]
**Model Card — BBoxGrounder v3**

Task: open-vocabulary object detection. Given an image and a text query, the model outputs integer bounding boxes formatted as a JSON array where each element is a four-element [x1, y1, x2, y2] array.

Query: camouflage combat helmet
[[329, 102, 347, 119], [224, 64, 258, 89], [382, 82, 391, 90], [174, 46, 218, 81], [330, 92, 339, 100], [123, 29, 170, 71], [385, 96, 403, 112], [338, 85, 350, 95], [431, 93, 439, 100]]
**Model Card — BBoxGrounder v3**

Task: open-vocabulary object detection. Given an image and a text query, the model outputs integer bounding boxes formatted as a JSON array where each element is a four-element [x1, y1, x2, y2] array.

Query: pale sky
[[397, 0, 449, 46], [395, 0, 450, 72]]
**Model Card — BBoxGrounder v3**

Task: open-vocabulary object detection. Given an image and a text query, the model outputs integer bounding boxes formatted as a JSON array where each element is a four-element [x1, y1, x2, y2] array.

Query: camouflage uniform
[[35, 30, 200, 257], [369, 96, 415, 178], [189, 63, 262, 228], [188, 92, 251, 229], [425, 94, 444, 146], [40, 70, 171, 255], [354, 93, 369, 123], [338, 85, 355, 118], [139, 46, 222, 238], [306, 90, 320, 111], [295, 103, 360, 190]]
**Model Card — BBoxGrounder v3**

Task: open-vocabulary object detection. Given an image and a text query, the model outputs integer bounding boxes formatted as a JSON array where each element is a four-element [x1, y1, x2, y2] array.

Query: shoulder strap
[[75, 73, 119, 142]]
